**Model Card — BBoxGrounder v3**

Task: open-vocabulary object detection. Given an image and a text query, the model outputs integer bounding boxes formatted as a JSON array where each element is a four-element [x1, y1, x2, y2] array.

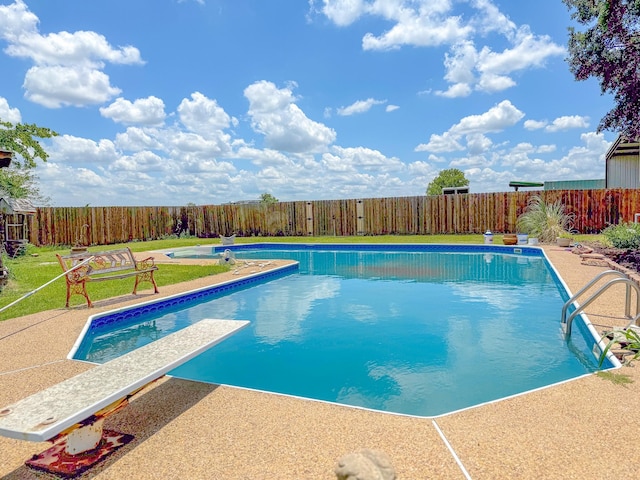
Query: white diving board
[[0, 319, 248, 444]]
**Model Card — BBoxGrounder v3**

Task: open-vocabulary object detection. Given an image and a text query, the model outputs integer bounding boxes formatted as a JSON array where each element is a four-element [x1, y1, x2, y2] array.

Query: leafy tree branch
[[564, 0, 640, 139], [0, 120, 58, 169]]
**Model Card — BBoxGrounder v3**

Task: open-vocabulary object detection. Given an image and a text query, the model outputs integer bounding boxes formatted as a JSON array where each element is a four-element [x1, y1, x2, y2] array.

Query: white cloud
[[362, 8, 471, 51], [165, 129, 232, 157], [471, 0, 516, 36], [5, 29, 143, 68], [466, 133, 493, 154], [0, 97, 21, 123], [415, 132, 465, 153], [436, 40, 477, 97], [545, 115, 589, 132], [0, 0, 39, 42], [416, 100, 523, 152], [537, 144, 556, 153], [553, 132, 610, 177], [234, 146, 291, 167], [110, 151, 166, 173], [100, 96, 166, 126], [329, 145, 404, 171], [244, 80, 336, 153], [436, 83, 472, 98], [337, 98, 386, 116], [316, 1, 563, 96], [463, 132, 610, 192], [114, 127, 163, 152], [315, 0, 367, 26], [450, 154, 489, 169], [438, 26, 564, 96], [408, 160, 439, 176], [428, 153, 447, 163], [511, 142, 534, 153], [465, 167, 513, 192], [23, 66, 122, 108], [0, 0, 142, 108], [51, 135, 119, 164], [524, 119, 547, 130], [177, 92, 236, 134], [476, 73, 515, 92], [386, 104, 399, 112], [476, 26, 564, 81], [452, 100, 524, 135]]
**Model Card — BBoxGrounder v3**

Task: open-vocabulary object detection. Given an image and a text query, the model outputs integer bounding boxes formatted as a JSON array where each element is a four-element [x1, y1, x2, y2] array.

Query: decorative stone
[[335, 449, 396, 480]]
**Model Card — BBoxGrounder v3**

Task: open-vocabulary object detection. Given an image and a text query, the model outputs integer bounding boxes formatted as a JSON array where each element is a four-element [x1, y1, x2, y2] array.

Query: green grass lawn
[[0, 233, 601, 321]]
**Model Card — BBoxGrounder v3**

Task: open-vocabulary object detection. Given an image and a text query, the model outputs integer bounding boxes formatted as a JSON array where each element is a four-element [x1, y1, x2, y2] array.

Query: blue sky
[[0, 0, 616, 207]]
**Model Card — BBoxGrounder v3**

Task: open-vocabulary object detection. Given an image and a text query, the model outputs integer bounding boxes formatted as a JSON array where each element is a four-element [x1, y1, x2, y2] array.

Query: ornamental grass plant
[[516, 195, 575, 243]]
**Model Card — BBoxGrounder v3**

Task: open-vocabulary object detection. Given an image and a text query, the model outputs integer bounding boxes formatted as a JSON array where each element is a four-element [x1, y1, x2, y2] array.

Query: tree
[[563, 0, 640, 139], [260, 192, 279, 204], [0, 120, 58, 202], [0, 167, 49, 204], [0, 120, 58, 168], [426, 168, 469, 195]]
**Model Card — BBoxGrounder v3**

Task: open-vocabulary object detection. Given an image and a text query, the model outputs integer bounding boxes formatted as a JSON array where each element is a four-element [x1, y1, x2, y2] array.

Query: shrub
[[516, 195, 574, 243], [602, 222, 640, 249]]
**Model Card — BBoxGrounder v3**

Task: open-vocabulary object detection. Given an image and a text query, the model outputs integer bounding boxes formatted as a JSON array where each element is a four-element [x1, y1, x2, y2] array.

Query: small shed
[[0, 193, 36, 257], [605, 136, 640, 188]]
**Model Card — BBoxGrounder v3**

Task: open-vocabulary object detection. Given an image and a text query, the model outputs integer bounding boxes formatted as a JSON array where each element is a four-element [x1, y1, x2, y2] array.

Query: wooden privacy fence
[[26, 189, 640, 247]]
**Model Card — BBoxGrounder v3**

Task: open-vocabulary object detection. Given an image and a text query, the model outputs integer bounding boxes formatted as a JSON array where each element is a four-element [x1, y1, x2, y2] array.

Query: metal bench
[[0, 318, 249, 477], [56, 247, 159, 307]]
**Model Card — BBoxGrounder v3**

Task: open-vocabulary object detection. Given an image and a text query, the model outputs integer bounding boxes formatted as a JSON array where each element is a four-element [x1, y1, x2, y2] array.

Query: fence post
[[356, 199, 364, 235], [306, 201, 313, 236]]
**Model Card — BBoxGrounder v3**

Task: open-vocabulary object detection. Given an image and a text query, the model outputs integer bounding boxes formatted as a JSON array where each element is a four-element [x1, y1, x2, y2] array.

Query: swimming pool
[[72, 244, 613, 417]]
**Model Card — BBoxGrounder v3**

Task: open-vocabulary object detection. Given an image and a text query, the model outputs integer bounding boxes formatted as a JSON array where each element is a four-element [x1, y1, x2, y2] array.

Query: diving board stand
[[0, 318, 249, 477]]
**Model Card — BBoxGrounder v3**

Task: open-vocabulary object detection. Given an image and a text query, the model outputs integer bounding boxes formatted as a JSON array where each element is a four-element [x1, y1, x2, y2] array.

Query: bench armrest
[[67, 265, 91, 282], [135, 256, 156, 270]]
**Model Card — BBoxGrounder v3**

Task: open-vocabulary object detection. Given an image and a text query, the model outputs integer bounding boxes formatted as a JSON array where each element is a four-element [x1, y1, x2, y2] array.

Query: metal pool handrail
[[561, 270, 640, 336]]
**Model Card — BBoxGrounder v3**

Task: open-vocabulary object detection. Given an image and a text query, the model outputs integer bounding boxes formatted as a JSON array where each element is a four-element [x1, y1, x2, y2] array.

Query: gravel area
[[1, 247, 639, 479]]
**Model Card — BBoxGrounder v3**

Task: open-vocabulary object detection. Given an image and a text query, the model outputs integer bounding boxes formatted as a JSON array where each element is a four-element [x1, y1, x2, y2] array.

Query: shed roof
[[606, 135, 640, 160], [0, 193, 36, 215]]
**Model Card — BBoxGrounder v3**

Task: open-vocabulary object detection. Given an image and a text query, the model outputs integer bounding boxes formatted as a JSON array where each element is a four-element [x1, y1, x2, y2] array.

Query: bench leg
[[67, 280, 93, 308], [133, 271, 159, 295]]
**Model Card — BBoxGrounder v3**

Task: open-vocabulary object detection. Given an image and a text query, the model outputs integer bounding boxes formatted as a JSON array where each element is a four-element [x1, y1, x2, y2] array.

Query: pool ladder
[[561, 270, 640, 337]]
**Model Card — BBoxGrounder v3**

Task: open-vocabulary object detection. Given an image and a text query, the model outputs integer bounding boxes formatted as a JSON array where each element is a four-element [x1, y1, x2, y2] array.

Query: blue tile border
[[212, 242, 544, 257], [83, 263, 299, 336]]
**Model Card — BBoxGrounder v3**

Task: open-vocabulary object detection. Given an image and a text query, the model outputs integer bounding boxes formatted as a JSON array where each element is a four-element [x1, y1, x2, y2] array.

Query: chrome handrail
[[561, 270, 640, 336]]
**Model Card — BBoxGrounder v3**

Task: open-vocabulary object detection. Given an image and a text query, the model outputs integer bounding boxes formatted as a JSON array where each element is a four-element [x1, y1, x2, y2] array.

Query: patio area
[[0, 246, 638, 479]]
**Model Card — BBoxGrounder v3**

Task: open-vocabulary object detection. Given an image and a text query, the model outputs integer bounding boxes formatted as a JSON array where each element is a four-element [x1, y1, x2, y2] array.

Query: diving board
[[0, 319, 248, 476]]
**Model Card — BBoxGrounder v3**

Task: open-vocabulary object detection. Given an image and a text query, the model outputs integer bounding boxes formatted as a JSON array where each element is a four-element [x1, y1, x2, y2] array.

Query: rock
[[335, 449, 396, 480]]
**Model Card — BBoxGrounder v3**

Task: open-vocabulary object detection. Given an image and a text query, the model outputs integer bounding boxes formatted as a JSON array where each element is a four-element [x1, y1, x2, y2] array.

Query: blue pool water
[[73, 244, 610, 417]]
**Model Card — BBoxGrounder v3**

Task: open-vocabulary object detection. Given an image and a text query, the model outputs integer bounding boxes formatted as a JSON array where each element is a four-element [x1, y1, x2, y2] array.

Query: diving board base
[[26, 429, 133, 478]]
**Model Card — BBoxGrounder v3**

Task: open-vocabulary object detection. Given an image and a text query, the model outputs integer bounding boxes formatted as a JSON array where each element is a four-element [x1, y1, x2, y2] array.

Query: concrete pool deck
[[0, 247, 639, 479]]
